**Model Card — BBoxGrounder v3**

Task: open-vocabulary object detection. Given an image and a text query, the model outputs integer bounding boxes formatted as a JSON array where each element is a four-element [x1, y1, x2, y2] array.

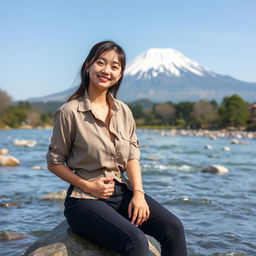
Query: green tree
[[17, 101, 31, 110], [128, 104, 144, 119], [175, 101, 194, 126], [219, 94, 249, 127], [2, 106, 27, 128]]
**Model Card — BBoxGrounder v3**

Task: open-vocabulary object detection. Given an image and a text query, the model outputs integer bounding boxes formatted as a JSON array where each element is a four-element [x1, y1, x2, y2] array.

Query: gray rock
[[0, 202, 19, 208], [0, 230, 27, 240], [202, 165, 229, 174], [23, 220, 160, 256], [41, 190, 67, 201]]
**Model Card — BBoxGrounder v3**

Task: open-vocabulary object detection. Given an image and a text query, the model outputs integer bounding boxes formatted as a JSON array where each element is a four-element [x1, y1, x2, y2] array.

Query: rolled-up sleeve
[[128, 112, 140, 161], [46, 109, 74, 166]]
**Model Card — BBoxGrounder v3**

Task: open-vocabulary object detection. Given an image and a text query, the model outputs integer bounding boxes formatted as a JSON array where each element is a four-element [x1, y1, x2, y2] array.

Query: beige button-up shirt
[[46, 90, 140, 199]]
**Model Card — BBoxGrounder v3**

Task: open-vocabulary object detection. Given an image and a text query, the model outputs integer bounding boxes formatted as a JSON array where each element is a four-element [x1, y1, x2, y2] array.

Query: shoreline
[[1, 126, 255, 139]]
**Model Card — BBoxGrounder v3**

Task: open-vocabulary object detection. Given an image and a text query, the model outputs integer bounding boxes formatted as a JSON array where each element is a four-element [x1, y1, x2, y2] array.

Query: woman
[[46, 41, 187, 256]]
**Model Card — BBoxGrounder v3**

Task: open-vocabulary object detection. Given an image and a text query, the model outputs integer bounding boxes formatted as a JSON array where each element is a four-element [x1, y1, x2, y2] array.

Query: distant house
[[249, 104, 256, 122]]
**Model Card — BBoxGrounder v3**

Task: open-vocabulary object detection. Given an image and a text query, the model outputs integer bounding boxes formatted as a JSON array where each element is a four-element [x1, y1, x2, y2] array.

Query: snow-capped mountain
[[124, 48, 215, 79], [29, 48, 256, 103]]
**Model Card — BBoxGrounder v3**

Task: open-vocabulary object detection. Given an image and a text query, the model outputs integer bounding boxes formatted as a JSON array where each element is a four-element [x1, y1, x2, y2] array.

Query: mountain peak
[[125, 48, 215, 79]]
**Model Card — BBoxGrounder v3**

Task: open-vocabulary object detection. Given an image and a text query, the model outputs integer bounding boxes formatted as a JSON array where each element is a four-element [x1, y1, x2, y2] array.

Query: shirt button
[[111, 156, 115, 160]]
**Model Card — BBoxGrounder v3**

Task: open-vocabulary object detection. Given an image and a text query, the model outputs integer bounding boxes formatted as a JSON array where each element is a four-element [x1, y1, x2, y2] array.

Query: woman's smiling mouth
[[97, 75, 110, 82]]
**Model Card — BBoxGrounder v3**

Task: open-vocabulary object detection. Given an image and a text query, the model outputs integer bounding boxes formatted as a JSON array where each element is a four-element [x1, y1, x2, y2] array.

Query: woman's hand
[[128, 193, 150, 226], [86, 177, 115, 199]]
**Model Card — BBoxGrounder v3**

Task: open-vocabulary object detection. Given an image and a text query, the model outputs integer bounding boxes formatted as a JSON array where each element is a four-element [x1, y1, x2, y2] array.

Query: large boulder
[[23, 220, 160, 256]]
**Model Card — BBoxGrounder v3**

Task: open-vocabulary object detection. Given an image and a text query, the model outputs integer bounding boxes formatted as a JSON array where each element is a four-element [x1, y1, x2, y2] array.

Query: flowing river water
[[0, 129, 256, 256]]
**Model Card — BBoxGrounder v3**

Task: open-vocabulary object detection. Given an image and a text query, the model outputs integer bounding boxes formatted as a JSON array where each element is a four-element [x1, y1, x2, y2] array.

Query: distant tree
[[18, 101, 31, 110], [190, 100, 218, 128], [128, 104, 144, 119], [144, 112, 158, 125], [41, 111, 54, 125], [175, 101, 194, 125], [154, 102, 176, 125], [219, 94, 249, 127], [0, 89, 12, 112], [2, 106, 27, 128]]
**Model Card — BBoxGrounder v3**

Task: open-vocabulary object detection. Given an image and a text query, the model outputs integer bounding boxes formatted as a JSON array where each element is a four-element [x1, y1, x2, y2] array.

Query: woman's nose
[[101, 65, 110, 74]]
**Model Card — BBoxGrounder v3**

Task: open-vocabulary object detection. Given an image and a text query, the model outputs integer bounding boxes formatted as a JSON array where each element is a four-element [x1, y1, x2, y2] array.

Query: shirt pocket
[[117, 131, 130, 166]]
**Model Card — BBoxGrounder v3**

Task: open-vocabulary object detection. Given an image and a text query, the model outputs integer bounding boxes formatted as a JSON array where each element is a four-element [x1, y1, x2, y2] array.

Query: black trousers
[[64, 180, 187, 256]]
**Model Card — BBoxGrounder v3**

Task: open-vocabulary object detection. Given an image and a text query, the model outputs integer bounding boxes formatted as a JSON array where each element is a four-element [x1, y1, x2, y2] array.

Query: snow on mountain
[[125, 48, 216, 79]]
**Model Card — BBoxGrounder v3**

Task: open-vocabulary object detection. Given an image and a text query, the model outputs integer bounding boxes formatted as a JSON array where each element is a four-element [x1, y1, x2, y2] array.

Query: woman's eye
[[112, 66, 119, 70], [97, 61, 104, 65]]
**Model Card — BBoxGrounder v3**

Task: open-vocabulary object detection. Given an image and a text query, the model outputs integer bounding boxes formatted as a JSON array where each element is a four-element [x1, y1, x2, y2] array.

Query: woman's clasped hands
[[86, 177, 115, 199]]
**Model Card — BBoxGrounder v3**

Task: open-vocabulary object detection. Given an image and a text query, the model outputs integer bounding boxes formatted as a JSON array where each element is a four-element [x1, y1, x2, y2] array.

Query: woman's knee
[[164, 215, 185, 239], [124, 227, 149, 255]]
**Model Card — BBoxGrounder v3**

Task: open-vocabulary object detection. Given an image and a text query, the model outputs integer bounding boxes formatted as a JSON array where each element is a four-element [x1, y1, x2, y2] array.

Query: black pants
[[64, 180, 187, 256]]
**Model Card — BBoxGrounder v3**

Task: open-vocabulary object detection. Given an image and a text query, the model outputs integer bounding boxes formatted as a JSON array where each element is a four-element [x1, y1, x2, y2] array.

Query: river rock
[[0, 155, 20, 166], [201, 165, 229, 174], [0, 202, 19, 208], [204, 145, 213, 150], [0, 230, 27, 240], [23, 220, 160, 256], [0, 149, 8, 155], [42, 190, 67, 200], [147, 156, 159, 161], [13, 139, 37, 147], [223, 146, 231, 151], [32, 166, 45, 170], [231, 139, 239, 144]]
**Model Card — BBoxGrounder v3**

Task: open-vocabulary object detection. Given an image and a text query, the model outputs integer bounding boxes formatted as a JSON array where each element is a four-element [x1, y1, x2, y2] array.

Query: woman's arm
[[126, 159, 150, 226], [126, 159, 144, 192]]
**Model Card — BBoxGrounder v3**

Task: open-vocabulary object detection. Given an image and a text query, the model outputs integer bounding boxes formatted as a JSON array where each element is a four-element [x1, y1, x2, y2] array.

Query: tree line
[[0, 89, 54, 128], [129, 95, 255, 130], [0, 88, 255, 130]]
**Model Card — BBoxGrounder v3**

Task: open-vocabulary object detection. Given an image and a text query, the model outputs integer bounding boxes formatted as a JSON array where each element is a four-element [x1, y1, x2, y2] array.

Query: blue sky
[[0, 0, 256, 100]]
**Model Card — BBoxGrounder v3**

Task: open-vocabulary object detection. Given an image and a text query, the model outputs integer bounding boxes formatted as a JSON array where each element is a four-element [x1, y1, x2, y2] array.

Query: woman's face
[[87, 50, 123, 92]]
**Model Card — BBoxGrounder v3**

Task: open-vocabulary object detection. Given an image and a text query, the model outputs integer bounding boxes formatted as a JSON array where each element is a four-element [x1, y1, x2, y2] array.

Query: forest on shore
[[0, 89, 255, 130]]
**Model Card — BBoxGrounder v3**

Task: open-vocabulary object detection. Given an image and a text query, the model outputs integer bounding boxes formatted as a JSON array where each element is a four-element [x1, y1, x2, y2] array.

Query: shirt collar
[[77, 89, 119, 112]]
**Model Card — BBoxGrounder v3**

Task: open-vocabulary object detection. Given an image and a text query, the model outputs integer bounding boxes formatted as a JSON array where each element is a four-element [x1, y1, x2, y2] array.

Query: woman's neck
[[88, 86, 108, 107]]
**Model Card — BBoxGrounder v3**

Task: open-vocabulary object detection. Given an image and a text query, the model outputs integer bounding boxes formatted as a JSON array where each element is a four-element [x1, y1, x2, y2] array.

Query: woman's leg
[[117, 186, 188, 256], [64, 196, 149, 256]]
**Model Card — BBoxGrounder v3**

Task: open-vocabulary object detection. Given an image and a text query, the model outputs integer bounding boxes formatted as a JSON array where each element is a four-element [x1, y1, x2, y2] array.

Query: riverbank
[[153, 128, 256, 139], [1, 125, 256, 139]]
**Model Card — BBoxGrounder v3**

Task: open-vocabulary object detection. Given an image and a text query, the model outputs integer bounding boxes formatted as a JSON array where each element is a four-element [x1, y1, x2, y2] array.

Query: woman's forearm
[[126, 159, 144, 193], [48, 164, 89, 192]]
